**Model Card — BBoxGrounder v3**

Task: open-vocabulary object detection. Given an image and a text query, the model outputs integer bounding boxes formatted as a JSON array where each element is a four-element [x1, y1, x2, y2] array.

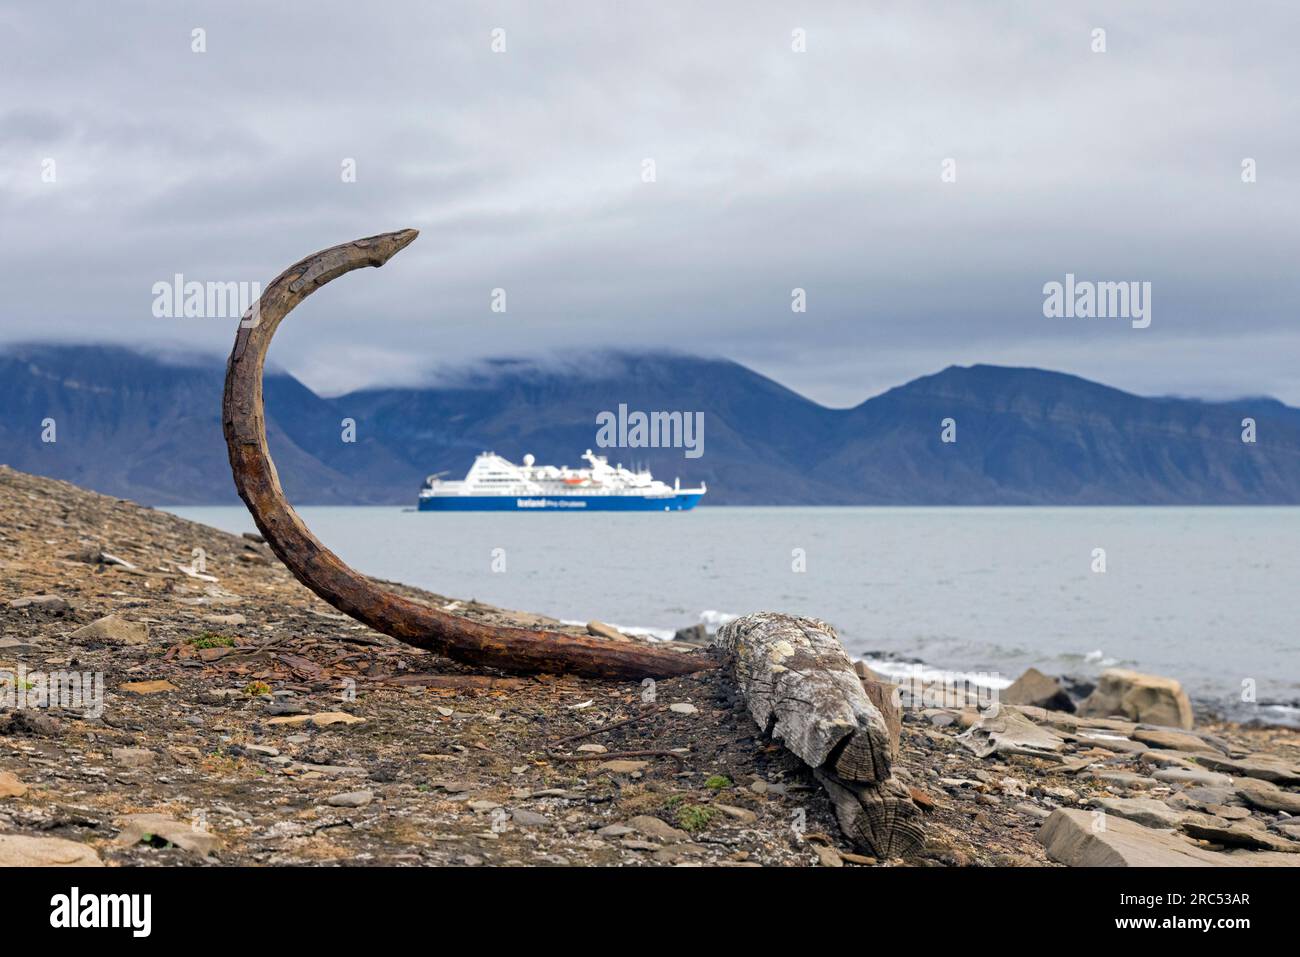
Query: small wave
[[862, 657, 1012, 691]]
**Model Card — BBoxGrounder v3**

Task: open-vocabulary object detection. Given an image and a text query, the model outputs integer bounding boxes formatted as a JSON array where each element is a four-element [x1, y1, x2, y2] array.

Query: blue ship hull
[[418, 493, 703, 512]]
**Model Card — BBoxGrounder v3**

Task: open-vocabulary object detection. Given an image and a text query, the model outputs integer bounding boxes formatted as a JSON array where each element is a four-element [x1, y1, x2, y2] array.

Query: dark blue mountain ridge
[[0, 344, 1296, 505]]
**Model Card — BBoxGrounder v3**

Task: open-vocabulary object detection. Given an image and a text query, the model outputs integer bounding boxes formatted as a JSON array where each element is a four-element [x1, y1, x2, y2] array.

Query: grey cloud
[[0, 0, 1297, 406]]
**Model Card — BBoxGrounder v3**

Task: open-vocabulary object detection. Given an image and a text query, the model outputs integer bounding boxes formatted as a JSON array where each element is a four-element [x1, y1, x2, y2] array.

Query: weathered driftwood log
[[716, 613, 923, 858], [854, 660, 901, 760], [716, 613, 894, 782], [222, 229, 714, 681], [815, 770, 925, 859]]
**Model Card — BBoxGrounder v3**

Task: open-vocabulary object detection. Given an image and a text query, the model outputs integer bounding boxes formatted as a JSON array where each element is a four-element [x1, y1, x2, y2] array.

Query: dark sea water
[[169, 505, 1300, 726]]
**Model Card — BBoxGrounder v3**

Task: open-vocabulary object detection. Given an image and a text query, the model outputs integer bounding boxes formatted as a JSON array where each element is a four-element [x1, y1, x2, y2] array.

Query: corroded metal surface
[[222, 229, 713, 680]]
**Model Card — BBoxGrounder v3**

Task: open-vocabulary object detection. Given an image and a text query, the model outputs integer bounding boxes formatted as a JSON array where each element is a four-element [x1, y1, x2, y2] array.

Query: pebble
[[7, 595, 72, 613], [813, 844, 843, 867], [627, 815, 687, 843], [510, 809, 548, 827], [120, 680, 178, 695], [70, 614, 149, 646], [0, 771, 28, 798], [669, 703, 698, 715], [111, 747, 156, 768], [1152, 767, 1233, 788], [598, 760, 648, 774], [597, 824, 634, 838], [326, 791, 374, 809], [714, 804, 757, 824], [468, 800, 502, 813], [204, 613, 247, 626], [576, 744, 607, 753]]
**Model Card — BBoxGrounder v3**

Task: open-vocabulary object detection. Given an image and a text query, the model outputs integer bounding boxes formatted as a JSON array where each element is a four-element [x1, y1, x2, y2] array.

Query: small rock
[[120, 680, 178, 695], [1078, 668, 1193, 729], [627, 815, 687, 843], [812, 844, 843, 867], [267, 711, 364, 727], [1235, 778, 1300, 815], [585, 620, 627, 642], [598, 760, 649, 774], [71, 614, 149, 646], [597, 824, 634, 838], [713, 804, 757, 824], [1152, 767, 1233, 788], [1132, 728, 1219, 754], [1181, 815, 1300, 853], [839, 852, 877, 865], [111, 747, 156, 768], [1093, 797, 1188, 829], [326, 790, 373, 808], [575, 743, 607, 754], [669, 703, 698, 715], [620, 839, 660, 851], [1015, 802, 1051, 820], [7, 595, 71, 613], [0, 771, 28, 799], [0, 834, 102, 866], [468, 800, 501, 813], [204, 613, 247, 626], [1002, 667, 1075, 712], [510, 809, 548, 827], [114, 814, 221, 858], [673, 624, 708, 644], [1092, 771, 1157, 790]]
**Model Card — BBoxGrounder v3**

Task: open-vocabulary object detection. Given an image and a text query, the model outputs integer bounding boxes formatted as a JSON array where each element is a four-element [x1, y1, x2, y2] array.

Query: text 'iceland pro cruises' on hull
[[418, 451, 706, 511]]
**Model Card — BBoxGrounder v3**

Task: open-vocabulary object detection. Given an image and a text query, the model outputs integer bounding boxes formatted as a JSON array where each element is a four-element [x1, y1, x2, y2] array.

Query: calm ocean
[[169, 505, 1300, 725]]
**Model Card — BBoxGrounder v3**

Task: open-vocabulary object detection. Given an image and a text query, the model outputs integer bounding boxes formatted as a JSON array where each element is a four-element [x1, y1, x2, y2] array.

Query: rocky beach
[[2, 464, 1298, 867]]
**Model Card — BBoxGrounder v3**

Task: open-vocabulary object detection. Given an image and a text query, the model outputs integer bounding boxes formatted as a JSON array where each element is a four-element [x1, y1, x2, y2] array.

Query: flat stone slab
[[1152, 767, 1233, 788], [1132, 728, 1221, 754], [1236, 779, 1300, 815], [0, 834, 103, 866], [1194, 754, 1300, 786], [1038, 809, 1300, 867], [1093, 797, 1188, 830]]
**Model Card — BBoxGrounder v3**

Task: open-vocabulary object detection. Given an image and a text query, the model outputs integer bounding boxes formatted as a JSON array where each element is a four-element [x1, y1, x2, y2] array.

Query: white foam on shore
[[863, 657, 1013, 691], [560, 619, 676, 642], [562, 609, 742, 643]]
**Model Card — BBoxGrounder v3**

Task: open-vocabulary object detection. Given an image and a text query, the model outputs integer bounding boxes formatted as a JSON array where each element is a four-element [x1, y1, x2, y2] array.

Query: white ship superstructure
[[418, 451, 705, 511]]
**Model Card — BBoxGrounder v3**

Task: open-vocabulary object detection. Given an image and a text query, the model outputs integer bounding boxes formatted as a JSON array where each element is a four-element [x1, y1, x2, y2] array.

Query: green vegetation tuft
[[676, 804, 719, 833], [189, 631, 236, 649], [704, 775, 732, 790]]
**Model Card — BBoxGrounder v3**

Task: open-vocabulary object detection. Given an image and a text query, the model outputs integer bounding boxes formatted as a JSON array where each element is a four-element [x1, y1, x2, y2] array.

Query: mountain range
[[2, 344, 1298, 506]]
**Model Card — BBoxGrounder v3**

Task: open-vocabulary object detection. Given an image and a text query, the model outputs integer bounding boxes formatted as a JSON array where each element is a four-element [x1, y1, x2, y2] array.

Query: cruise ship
[[417, 451, 706, 511]]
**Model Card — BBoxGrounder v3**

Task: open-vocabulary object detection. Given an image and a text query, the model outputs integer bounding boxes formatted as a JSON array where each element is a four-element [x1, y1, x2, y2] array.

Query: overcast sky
[[1, 1, 1297, 406]]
